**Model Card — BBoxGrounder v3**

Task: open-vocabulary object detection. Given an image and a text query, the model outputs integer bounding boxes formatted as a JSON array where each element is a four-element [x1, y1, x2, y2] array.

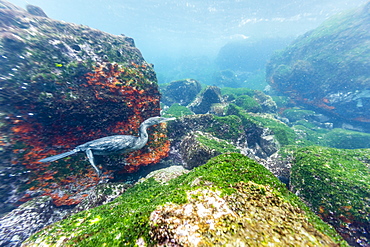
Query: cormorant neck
[[135, 123, 150, 149]]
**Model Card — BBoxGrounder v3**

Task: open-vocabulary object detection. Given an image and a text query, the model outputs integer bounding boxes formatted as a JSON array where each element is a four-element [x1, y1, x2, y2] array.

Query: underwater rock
[[221, 87, 278, 114], [188, 86, 224, 114], [137, 165, 189, 184], [26, 5, 48, 17], [150, 182, 339, 246], [212, 69, 240, 88], [253, 90, 278, 113], [180, 131, 240, 169], [233, 94, 262, 113], [267, 2, 370, 131], [180, 131, 216, 169], [0, 0, 23, 11], [168, 114, 215, 140], [168, 113, 282, 171], [70, 182, 131, 215], [161, 103, 195, 118], [22, 153, 347, 246], [1, 182, 131, 247], [161, 78, 202, 106], [0, 196, 68, 247], [168, 114, 246, 148], [0, 0, 166, 210], [291, 146, 370, 246], [167, 114, 245, 169]]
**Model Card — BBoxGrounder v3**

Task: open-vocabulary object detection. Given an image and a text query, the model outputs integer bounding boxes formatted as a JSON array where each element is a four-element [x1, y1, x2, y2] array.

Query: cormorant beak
[[160, 117, 176, 123]]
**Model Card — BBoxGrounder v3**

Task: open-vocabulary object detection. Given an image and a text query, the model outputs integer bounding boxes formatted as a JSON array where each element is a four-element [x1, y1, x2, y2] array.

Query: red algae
[[7, 62, 168, 206]]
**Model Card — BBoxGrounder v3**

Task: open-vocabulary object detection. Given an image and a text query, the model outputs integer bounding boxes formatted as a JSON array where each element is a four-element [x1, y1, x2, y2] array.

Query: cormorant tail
[[38, 150, 77, 163]]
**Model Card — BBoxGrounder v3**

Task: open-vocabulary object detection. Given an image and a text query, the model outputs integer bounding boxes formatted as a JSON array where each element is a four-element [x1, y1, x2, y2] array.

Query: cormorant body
[[38, 116, 176, 176]]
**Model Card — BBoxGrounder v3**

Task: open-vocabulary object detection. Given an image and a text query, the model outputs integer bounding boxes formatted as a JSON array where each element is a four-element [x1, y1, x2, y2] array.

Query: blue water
[[6, 0, 368, 86]]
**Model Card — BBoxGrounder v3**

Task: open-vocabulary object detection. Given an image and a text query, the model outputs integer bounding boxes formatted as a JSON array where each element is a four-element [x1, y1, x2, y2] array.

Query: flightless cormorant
[[38, 116, 176, 176]]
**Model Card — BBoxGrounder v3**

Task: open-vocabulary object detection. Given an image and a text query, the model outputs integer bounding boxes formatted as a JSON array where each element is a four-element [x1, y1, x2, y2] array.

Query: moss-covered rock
[[291, 146, 370, 245], [160, 78, 202, 106], [162, 103, 194, 118], [180, 131, 240, 169], [234, 95, 262, 113], [23, 153, 347, 246], [188, 86, 223, 114], [221, 87, 277, 114], [291, 125, 370, 149], [282, 108, 316, 123], [0, 1, 166, 209], [267, 2, 370, 129], [168, 114, 246, 146], [226, 103, 297, 146], [137, 165, 189, 184], [321, 128, 370, 149]]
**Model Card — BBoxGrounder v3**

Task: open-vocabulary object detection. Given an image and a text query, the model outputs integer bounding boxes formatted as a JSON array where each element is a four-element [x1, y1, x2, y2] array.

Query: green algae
[[24, 153, 346, 246], [220, 87, 255, 97], [322, 128, 370, 149], [290, 126, 370, 149], [204, 182, 339, 246], [282, 108, 315, 122], [234, 95, 262, 113], [195, 133, 240, 154], [162, 103, 194, 117], [291, 146, 370, 226], [205, 115, 244, 141], [226, 103, 297, 146]]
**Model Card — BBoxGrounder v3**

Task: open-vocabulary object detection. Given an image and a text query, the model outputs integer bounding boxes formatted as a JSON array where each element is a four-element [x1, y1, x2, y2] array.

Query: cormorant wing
[[78, 135, 138, 154]]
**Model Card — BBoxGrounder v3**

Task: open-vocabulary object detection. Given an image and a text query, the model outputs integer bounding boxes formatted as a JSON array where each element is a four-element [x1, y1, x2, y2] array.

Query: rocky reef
[[0, 0, 168, 212], [267, 2, 370, 131], [1, 1, 370, 246], [22, 153, 347, 246]]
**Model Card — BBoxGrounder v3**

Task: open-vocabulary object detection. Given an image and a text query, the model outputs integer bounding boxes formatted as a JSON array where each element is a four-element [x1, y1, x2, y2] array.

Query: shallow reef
[[22, 153, 347, 246]]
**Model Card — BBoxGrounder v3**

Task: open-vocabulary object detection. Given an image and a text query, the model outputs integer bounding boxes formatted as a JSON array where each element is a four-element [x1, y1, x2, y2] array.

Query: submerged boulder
[[161, 78, 202, 106], [291, 146, 370, 246], [188, 86, 224, 114], [167, 112, 282, 170], [0, 0, 167, 211], [267, 2, 370, 131], [0, 182, 131, 246], [180, 131, 240, 169], [22, 153, 347, 246], [0, 196, 61, 247]]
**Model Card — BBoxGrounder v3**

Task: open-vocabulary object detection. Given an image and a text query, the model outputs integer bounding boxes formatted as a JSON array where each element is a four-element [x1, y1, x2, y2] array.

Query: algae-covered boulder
[[291, 146, 370, 246], [168, 114, 246, 146], [267, 2, 370, 129], [22, 153, 347, 246], [161, 103, 195, 118], [167, 110, 282, 169], [226, 103, 294, 147], [221, 87, 278, 114], [0, 0, 167, 209], [160, 78, 202, 106], [188, 86, 224, 114], [180, 131, 240, 169]]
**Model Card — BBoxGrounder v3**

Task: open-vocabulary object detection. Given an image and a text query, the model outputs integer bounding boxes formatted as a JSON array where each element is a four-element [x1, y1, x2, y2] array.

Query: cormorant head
[[141, 116, 176, 127]]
